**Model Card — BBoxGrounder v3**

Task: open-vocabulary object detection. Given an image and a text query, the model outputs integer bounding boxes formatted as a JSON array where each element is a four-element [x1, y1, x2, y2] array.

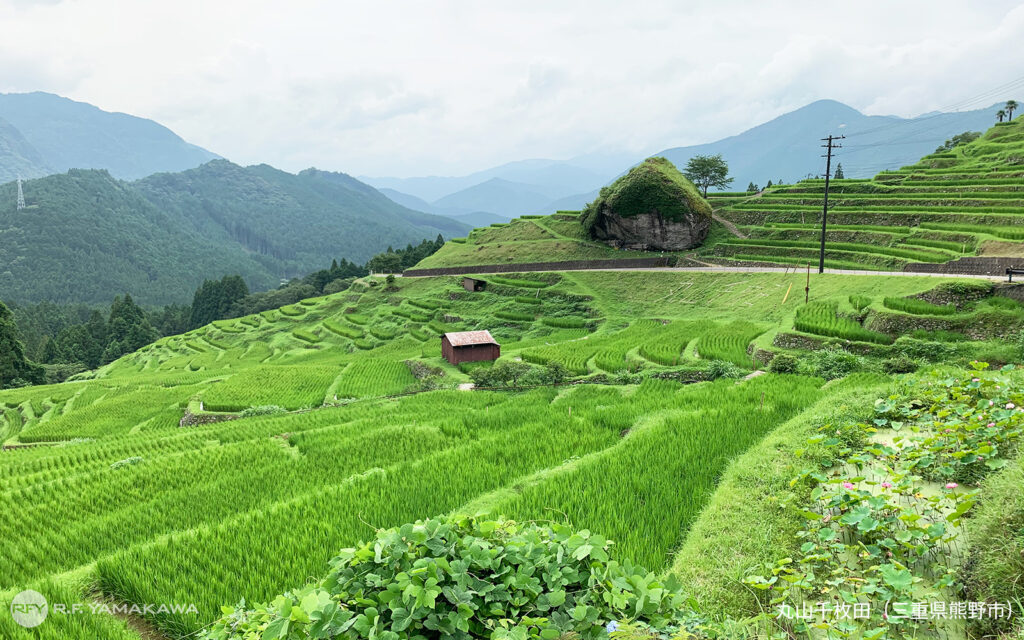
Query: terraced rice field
[[2, 269, 1016, 640], [1, 374, 823, 638], [709, 119, 1024, 269]]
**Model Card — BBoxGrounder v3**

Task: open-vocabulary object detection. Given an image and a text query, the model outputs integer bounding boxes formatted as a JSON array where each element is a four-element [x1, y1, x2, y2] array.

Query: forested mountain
[[134, 161, 467, 270], [0, 92, 219, 180], [0, 169, 273, 305], [0, 163, 469, 306], [0, 116, 52, 183]]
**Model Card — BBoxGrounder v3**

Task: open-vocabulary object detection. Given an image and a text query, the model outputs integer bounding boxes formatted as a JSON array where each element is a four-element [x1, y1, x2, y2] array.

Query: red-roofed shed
[[442, 330, 500, 365]]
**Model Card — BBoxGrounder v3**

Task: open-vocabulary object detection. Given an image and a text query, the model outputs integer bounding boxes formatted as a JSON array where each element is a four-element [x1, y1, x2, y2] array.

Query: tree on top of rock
[[581, 157, 712, 251], [682, 154, 734, 197]]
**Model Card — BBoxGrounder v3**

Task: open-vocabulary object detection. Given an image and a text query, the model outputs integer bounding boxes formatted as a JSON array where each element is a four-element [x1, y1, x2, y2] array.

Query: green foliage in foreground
[[745, 364, 1024, 639], [202, 517, 687, 640]]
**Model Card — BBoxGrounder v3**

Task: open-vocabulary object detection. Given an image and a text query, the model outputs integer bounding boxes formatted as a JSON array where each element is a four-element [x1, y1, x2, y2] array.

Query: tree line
[[1, 236, 446, 389]]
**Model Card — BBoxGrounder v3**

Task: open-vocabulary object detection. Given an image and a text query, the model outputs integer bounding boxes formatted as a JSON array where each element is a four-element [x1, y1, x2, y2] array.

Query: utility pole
[[818, 135, 844, 274]]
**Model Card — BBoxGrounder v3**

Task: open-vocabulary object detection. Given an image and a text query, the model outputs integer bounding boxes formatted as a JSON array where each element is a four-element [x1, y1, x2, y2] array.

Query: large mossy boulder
[[582, 157, 712, 251]]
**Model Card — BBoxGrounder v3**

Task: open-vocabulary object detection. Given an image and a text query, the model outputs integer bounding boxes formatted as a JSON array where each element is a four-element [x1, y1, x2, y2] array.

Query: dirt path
[[711, 213, 747, 239], [683, 253, 717, 267]]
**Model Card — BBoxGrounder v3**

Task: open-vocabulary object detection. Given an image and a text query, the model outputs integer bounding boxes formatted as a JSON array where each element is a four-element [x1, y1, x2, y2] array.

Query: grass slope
[[0, 271, 1018, 639]]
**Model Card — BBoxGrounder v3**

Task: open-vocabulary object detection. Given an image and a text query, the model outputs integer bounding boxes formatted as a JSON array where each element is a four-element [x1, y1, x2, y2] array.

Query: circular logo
[[10, 590, 47, 628]]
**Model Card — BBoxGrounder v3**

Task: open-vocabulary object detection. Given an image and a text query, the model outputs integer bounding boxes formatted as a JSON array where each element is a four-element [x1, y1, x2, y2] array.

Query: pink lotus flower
[[977, 456, 984, 461], [973, 378, 981, 383], [1008, 403, 1017, 409], [989, 422, 996, 428], [945, 482, 958, 489], [842, 482, 855, 490], [990, 401, 995, 406], [881, 481, 893, 489]]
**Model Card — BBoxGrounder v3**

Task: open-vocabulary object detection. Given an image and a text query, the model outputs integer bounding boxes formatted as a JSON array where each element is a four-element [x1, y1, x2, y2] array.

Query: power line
[[835, 78, 1024, 169], [842, 75, 1024, 140]]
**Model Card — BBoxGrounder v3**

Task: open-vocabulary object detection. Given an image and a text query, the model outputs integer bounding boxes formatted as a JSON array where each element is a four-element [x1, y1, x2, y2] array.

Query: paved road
[[573, 265, 1005, 280], [391, 265, 1006, 281]]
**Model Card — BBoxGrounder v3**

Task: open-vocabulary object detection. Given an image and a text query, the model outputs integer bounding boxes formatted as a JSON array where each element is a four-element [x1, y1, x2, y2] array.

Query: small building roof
[[444, 330, 499, 347]]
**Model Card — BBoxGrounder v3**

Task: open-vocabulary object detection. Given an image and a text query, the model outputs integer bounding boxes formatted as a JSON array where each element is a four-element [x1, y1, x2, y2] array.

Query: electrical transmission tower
[[16, 175, 25, 210], [817, 135, 844, 273]]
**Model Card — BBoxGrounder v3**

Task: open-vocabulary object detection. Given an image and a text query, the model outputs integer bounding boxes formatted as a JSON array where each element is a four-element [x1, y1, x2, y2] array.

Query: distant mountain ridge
[[0, 162, 469, 305], [654, 99, 1002, 190], [369, 100, 1004, 223], [0, 92, 220, 182], [364, 159, 617, 223]]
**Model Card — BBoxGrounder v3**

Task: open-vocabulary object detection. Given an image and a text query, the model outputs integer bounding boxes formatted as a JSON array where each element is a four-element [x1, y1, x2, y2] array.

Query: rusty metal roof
[[444, 330, 499, 347]]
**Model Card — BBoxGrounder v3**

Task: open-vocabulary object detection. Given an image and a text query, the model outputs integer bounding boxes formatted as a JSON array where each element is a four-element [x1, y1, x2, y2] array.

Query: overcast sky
[[1, 0, 1022, 176]]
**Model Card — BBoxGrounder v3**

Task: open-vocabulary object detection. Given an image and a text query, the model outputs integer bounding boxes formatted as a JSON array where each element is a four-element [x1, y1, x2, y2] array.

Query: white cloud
[[0, 0, 1021, 175]]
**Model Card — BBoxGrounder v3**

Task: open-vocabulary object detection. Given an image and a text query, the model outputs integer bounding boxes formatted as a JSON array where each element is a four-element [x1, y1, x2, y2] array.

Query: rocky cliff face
[[582, 157, 712, 251], [589, 204, 710, 250]]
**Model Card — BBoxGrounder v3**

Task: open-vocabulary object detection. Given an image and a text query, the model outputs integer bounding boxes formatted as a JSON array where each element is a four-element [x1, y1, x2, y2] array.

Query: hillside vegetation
[[0, 162, 468, 305]]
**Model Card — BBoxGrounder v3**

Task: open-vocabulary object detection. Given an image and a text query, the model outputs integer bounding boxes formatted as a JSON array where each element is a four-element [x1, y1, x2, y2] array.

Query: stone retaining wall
[[403, 257, 673, 277], [903, 257, 1022, 277]]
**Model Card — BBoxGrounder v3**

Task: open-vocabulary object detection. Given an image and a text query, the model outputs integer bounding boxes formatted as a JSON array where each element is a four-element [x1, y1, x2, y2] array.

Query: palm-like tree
[[997, 109, 1007, 123], [1007, 100, 1019, 121]]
